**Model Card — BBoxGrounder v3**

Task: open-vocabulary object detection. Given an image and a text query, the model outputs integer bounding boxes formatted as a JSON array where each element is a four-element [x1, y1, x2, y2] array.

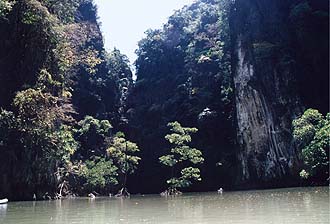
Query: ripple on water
[[0, 187, 329, 224]]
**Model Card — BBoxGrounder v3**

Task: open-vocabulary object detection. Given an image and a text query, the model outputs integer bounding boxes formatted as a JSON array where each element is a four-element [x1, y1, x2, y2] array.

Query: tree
[[105, 48, 133, 119], [75, 116, 113, 159], [159, 121, 204, 195], [12, 89, 78, 196], [293, 109, 329, 183], [73, 116, 118, 195], [107, 132, 140, 197], [80, 157, 118, 193]]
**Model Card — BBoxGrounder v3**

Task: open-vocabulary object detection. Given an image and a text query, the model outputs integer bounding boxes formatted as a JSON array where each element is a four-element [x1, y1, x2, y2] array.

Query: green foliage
[[293, 109, 329, 182], [42, 0, 81, 23], [13, 88, 58, 128], [299, 169, 309, 179], [159, 155, 177, 167], [130, 1, 236, 192], [81, 157, 118, 190], [76, 116, 112, 159], [0, 0, 15, 18], [159, 122, 204, 190], [106, 48, 132, 79], [1, 88, 79, 190], [76, 129, 140, 193], [36, 69, 62, 93], [0, 0, 126, 198], [80, 47, 103, 75], [165, 121, 197, 144], [167, 167, 201, 188], [53, 125, 78, 161], [22, 0, 57, 27], [106, 48, 133, 117], [293, 109, 324, 148], [1, 0, 327, 198], [78, 116, 112, 137], [107, 132, 141, 188]]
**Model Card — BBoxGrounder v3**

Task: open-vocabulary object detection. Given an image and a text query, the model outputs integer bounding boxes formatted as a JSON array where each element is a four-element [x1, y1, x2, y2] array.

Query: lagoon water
[[0, 187, 328, 224]]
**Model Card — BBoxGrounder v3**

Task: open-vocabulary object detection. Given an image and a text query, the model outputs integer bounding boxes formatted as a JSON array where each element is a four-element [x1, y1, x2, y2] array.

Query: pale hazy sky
[[94, 0, 195, 65]]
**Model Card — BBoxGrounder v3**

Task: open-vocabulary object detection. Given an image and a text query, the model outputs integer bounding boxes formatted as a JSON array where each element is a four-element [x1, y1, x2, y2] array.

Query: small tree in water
[[159, 121, 204, 195], [107, 132, 141, 197]]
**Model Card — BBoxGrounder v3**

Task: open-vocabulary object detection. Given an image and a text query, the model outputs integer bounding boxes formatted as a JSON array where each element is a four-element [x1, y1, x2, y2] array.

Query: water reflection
[[162, 187, 330, 224], [0, 203, 7, 220], [1, 187, 329, 224]]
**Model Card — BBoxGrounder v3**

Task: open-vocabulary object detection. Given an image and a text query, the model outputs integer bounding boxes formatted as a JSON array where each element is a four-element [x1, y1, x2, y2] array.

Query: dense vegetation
[[293, 109, 329, 183], [0, 0, 328, 200], [0, 0, 134, 200], [126, 0, 237, 193]]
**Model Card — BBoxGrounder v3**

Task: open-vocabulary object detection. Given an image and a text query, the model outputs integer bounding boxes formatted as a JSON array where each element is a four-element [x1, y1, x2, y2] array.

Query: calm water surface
[[0, 187, 328, 224]]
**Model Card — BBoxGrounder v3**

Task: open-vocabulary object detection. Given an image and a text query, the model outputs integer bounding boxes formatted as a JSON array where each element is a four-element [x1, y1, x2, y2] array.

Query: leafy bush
[[293, 109, 329, 183], [107, 132, 140, 194], [81, 157, 118, 190]]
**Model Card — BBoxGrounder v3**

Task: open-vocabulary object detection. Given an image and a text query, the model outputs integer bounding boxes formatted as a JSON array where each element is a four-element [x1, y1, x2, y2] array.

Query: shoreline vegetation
[[8, 185, 330, 202], [3, 108, 327, 201]]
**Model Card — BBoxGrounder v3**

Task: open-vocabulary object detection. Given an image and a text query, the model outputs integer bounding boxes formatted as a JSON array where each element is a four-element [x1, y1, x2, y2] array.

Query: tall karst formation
[[231, 0, 328, 187]]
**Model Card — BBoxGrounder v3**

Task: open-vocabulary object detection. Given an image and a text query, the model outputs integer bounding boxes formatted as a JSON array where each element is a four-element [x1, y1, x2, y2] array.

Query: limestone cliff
[[231, 0, 328, 187]]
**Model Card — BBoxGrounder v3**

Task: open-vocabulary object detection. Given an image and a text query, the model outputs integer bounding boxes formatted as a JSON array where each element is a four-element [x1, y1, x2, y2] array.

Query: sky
[[94, 0, 195, 66]]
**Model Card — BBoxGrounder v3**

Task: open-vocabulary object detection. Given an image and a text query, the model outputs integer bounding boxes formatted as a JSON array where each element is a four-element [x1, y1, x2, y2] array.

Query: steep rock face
[[233, 37, 301, 186], [230, 0, 329, 187], [231, 0, 328, 187]]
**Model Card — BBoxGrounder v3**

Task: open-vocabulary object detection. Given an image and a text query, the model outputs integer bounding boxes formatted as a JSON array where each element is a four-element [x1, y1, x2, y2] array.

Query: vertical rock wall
[[231, 0, 304, 187]]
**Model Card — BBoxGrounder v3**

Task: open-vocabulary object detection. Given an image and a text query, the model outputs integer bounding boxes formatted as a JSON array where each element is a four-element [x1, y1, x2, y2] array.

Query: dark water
[[0, 187, 328, 224]]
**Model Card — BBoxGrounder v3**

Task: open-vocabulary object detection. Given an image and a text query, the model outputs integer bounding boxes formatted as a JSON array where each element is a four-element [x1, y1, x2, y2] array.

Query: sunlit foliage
[[159, 122, 204, 192], [293, 109, 329, 182], [80, 157, 118, 191], [107, 132, 140, 194], [0, 0, 15, 18]]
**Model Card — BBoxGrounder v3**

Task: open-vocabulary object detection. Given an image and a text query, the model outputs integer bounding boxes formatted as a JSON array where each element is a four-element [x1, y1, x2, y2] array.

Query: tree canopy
[[293, 109, 329, 183], [159, 122, 204, 194]]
